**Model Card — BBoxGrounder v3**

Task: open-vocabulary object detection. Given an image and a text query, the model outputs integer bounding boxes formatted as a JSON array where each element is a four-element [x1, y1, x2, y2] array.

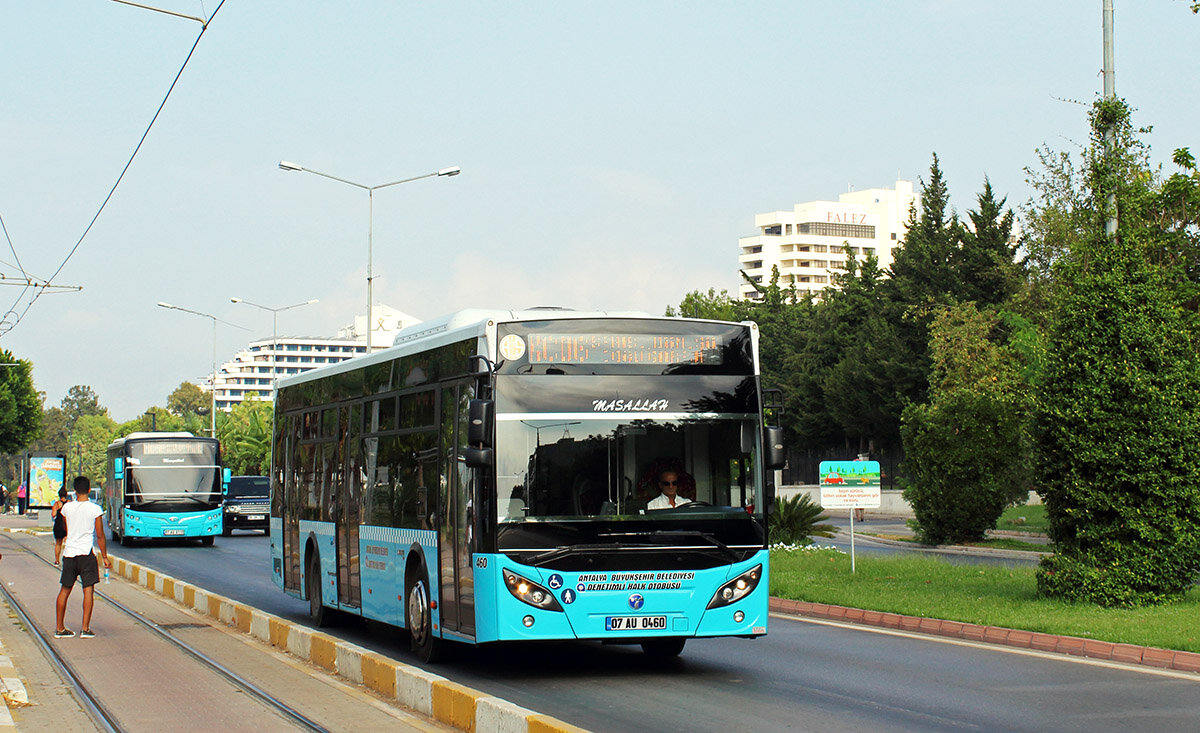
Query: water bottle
[[104, 567, 110, 584]]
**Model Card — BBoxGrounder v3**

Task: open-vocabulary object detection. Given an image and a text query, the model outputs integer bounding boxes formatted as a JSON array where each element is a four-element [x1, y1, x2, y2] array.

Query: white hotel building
[[738, 180, 919, 300], [206, 304, 421, 410]]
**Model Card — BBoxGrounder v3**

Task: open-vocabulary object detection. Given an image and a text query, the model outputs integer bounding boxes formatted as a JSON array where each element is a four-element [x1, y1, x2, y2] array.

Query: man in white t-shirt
[[647, 469, 691, 510], [54, 476, 111, 639]]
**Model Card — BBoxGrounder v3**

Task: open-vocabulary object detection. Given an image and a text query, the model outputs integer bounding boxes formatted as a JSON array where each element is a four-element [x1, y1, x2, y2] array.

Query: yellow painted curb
[[432, 679, 477, 732], [362, 652, 396, 698], [528, 714, 591, 733], [310, 633, 338, 672]]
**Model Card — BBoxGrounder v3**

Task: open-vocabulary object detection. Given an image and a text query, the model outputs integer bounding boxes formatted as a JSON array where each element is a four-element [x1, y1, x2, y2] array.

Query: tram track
[[1, 531, 331, 733], [0, 565, 121, 732]]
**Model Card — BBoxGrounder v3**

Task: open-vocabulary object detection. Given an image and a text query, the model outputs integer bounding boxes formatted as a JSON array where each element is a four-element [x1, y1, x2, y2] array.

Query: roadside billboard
[[26, 452, 66, 508], [818, 460, 882, 509]]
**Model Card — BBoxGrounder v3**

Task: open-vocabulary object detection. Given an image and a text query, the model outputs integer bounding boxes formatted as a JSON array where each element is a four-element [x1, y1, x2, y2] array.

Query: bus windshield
[[496, 416, 762, 522], [126, 440, 221, 509]]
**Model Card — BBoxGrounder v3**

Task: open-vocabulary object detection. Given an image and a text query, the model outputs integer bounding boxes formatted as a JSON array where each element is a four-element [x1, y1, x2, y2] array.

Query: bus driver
[[647, 469, 691, 510]]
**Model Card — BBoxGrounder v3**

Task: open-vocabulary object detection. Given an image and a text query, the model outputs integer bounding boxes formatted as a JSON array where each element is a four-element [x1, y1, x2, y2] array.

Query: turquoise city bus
[[105, 432, 227, 546], [270, 309, 784, 662]]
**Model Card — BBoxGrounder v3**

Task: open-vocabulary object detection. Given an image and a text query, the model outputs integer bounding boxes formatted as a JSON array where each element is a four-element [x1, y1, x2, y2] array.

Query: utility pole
[[1103, 0, 1117, 239]]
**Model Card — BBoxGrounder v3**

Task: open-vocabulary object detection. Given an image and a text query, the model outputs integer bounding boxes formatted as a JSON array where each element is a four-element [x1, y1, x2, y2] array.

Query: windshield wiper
[[599, 529, 739, 561], [135, 496, 217, 506], [526, 530, 742, 566], [527, 543, 623, 566]]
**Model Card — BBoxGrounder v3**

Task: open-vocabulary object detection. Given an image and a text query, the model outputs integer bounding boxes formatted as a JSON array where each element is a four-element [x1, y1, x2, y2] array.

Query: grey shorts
[[61, 553, 99, 588]]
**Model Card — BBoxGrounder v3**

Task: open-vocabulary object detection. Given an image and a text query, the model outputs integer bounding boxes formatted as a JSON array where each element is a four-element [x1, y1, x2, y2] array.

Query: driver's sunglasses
[[659, 480, 678, 486]]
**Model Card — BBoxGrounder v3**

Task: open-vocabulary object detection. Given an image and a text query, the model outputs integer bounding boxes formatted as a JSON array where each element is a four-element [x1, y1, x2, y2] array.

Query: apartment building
[[207, 304, 420, 410], [738, 180, 918, 300]]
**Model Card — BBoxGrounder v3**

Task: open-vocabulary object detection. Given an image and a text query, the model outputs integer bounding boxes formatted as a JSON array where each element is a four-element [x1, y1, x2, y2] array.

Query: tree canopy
[[1034, 98, 1200, 606], [0, 350, 41, 454]]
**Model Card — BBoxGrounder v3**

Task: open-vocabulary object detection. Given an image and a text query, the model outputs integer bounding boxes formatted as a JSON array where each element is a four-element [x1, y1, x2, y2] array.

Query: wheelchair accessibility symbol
[[547, 573, 563, 590]]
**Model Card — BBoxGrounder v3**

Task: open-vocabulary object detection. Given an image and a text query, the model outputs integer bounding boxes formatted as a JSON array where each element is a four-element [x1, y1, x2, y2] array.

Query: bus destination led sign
[[525, 333, 723, 366]]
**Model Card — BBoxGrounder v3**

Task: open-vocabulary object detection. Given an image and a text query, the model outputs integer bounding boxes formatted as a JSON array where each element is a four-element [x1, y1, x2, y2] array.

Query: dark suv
[[222, 475, 270, 535]]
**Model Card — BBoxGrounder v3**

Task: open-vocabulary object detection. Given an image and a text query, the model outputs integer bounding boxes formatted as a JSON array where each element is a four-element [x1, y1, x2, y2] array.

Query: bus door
[[109, 453, 125, 536], [283, 412, 310, 593], [335, 405, 362, 608], [438, 383, 476, 637]]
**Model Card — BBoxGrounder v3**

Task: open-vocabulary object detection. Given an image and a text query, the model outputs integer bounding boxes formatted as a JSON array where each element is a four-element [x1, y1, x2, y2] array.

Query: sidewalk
[[0, 512, 584, 733], [0, 513, 459, 732]]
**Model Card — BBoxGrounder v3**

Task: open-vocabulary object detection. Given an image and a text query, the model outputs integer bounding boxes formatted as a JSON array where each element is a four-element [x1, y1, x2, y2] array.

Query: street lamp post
[[230, 296, 319, 398], [157, 302, 248, 437], [278, 161, 460, 352]]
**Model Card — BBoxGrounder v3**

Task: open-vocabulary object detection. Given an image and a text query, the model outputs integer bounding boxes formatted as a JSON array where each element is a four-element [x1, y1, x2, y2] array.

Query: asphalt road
[[113, 531, 1200, 732], [824, 515, 1045, 568]]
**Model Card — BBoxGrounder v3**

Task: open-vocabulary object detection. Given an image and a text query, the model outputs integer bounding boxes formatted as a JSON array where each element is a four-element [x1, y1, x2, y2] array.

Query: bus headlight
[[503, 569, 563, 612], [706, 564, 762, 610]]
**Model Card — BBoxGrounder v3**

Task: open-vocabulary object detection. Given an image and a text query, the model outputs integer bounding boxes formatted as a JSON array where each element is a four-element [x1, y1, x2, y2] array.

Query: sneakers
[[54, 628, 74, 638], [79, 630, 95, 639]]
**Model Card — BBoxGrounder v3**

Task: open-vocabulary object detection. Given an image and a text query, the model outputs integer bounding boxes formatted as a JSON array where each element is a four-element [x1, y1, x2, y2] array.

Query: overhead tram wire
[[0, 213, 33, 334], [0, 212, 29, 282], [0, 213, 80, 335], [4, 0, 227, 336]]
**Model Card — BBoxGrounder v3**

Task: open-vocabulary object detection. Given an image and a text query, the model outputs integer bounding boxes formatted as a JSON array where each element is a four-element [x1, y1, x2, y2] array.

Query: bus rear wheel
[[406, 571, 443, 663], [641, 638, 686, 658], [307, 554, 331, 627]]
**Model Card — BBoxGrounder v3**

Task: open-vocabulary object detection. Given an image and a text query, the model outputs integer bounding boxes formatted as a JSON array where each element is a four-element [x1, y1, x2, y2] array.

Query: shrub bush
[[902, 390, 1028, 545], [769, 493, 836, 545]]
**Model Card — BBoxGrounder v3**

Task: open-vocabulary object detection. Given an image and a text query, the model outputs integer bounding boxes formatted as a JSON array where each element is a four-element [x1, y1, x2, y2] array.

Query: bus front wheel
[[406, 571, 443, 663], [200, 536, 214, 547], [641, 638, 686, 658]]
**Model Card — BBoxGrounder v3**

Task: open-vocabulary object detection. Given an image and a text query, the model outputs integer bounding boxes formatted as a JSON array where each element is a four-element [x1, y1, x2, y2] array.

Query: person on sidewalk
[[16, 481, 27, 515], [54, 476, 111, 639], [50, 488, 70, 566]]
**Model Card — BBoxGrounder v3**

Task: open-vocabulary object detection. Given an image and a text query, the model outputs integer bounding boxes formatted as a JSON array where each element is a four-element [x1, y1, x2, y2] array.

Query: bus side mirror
[[222, 468, 232, 493], [464, 447, 494, 468], [764, 426, 785, 471], [468, 354, 494, 377], [468, 399, 494, 447], [465, 398, 495, 468]]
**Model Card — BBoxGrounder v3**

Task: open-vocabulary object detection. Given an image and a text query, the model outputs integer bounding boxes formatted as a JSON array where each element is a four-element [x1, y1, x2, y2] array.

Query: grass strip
[[771, 547, 1200, 653], [997, 503, 1049, 533]]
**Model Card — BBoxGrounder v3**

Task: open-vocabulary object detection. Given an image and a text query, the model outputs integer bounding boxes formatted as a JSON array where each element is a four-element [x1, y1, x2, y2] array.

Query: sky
[[2, 2, 1197, 421]]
